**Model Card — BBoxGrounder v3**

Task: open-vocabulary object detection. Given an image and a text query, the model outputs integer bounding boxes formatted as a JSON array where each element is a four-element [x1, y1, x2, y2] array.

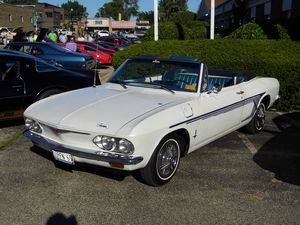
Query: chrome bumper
[[23, 130, 143, 165]]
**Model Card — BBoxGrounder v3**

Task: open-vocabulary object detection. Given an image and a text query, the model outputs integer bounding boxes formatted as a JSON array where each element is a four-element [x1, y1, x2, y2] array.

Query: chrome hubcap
[[156, 139, 180, 180], [255, 104, 265, 130]]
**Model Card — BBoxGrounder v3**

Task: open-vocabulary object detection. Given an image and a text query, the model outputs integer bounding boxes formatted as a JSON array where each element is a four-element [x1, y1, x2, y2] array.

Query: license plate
[[53, 150, 74, 165]]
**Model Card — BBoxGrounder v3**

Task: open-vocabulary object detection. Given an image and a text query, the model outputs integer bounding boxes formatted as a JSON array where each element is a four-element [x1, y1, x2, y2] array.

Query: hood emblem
[[97, 122, 109, 129]]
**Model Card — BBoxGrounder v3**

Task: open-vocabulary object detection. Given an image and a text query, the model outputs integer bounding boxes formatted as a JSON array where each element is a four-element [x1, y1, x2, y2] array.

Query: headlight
[[25, 118, 34, 129], [119, 139, 134, 154], [25, 118, 42, 133], [93, 135, 116, 151], [93, 135, 134, 154]]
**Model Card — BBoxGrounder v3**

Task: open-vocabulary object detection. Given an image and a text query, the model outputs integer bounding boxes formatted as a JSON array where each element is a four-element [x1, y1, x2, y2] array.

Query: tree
[[61, 0, 88, 21], [3, 0, 38, 4], [159, 0, 188, 21], [95, 0, 138, 21], [137, 11, 154, 25]]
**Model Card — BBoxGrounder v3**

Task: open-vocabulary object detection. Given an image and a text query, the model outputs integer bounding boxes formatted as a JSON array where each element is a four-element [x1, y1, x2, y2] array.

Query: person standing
[[59, 32, 67, 43], [48, 30, 58, 42], [65, 37, 77, 52]]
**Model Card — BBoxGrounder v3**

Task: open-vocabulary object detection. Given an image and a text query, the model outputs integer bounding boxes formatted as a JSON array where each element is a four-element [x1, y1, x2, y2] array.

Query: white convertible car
[[23, 55, 280, 186]]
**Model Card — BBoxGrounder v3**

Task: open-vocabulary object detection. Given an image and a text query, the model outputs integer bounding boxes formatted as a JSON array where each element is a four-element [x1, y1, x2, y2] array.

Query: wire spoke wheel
[[156, 139, 180, 180]]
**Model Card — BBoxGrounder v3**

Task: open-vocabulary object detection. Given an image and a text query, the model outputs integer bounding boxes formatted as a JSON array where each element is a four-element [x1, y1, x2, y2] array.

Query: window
[[251, 7, 256, 18], [9, 14, 12, 22], [264, 2, 271, 15], [36, 60, 59, 72], [0, 60, 19, 81], [282, 0, 292, 11], [94, 20, 103, 25], [20, 16, 24, 23], [46, 12, 53, 18]]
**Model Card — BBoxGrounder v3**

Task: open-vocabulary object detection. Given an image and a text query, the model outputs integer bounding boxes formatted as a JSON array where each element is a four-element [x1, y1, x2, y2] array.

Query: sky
[[44, 0, 201, 18]]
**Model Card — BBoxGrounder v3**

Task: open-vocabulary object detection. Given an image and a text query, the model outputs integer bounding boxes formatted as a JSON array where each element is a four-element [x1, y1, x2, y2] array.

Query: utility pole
[[210, 0, 215, 40], [154, 0, 158, 41]]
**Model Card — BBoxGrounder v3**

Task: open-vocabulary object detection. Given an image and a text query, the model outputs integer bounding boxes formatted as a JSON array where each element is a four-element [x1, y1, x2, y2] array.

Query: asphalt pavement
[[0, 111, 299, 225]]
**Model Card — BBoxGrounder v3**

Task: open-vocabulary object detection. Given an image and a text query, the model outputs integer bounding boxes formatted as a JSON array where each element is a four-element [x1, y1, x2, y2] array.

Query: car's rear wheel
[[245, 102, 266, 134], [37, 89, 63, 101], [139, 133, 183, 186]]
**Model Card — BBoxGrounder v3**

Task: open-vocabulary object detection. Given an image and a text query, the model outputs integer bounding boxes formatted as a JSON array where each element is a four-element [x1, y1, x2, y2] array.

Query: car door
[[194, 69, 244, 144], [0, 59, 25, 121]]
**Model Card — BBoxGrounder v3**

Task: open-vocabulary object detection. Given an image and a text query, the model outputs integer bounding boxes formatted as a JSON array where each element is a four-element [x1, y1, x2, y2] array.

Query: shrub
[[226, 22, 267, 39], [143, 22, 179, 41], [274, 24, 290, 39], [143, 21, 207, 41], [169, 11, 196, 24], [113, 40, 300, 111]]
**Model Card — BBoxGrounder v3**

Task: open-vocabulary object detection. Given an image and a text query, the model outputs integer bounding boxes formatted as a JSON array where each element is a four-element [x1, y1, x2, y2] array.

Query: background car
[[58, 43, 112, 64], [76, 41, 116, 56], [5, 42, 95, 71], [97, 30, 109, 37], [56, 28, 73, 36], [0, 50, 100, 122]]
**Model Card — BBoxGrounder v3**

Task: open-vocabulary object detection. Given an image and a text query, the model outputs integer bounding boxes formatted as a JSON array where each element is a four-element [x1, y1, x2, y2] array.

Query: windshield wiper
[[143, 82, 175, 94], [109, 80, 127, 89]]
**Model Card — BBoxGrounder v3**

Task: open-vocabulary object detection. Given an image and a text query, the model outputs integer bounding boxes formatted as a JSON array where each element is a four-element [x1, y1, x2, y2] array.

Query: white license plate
[[53, 150, 74, 165]]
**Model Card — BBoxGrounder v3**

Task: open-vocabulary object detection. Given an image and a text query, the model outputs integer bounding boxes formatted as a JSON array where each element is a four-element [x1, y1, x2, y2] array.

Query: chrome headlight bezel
[[25, 118, 43, 134], [93, 135, 134, 155]]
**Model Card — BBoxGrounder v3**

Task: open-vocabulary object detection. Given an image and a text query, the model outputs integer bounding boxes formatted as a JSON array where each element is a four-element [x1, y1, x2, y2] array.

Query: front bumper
[[23, 130, 143, 167]]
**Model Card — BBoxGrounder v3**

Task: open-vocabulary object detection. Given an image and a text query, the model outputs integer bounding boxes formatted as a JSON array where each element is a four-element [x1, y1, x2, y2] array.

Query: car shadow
[[46, 212, 77, 225], [253, 112, 300, 186], [30, 145, 132, 182]]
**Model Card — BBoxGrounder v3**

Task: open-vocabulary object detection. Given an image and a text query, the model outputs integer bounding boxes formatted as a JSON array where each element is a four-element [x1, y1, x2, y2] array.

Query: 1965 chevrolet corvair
[[23, 55, 280, 186]]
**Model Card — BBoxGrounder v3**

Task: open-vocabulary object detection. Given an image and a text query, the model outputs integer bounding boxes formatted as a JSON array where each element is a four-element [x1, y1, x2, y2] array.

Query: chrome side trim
[[24, 130, 143, 165]]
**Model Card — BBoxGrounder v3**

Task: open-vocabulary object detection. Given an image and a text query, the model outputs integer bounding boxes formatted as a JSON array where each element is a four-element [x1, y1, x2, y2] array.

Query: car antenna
[[93, 37, 99, 88]]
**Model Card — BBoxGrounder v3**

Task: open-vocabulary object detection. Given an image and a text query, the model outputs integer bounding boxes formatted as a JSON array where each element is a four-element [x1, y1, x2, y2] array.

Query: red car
[[58, 43, 112, 65], [76, 41, 116, 56]]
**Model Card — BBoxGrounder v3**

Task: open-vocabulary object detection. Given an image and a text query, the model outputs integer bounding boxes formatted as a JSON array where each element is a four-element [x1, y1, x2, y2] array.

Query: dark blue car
[[0, 51, 100, 122], [5, 42, 95, 71]]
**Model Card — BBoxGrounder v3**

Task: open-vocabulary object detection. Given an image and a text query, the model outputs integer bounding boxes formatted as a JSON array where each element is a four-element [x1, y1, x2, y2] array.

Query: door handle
[[236, 91, 244, 95]]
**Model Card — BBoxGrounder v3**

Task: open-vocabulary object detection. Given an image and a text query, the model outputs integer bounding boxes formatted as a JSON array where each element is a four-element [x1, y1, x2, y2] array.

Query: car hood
[[24, 84, 181, 135]]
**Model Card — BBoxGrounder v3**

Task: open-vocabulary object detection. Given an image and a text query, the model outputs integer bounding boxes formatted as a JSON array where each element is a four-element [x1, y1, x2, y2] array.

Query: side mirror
[[212, 83, 222, 93]]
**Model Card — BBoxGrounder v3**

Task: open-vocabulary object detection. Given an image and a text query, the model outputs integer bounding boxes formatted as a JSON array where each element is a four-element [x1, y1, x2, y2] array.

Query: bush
[[226, 22, 267, 39], [113, 40, 300, 111], [274, 24, 290, 39], [143, 21, 207, 41], [169, 11, 196, 24], [143, 22, 179, 41]]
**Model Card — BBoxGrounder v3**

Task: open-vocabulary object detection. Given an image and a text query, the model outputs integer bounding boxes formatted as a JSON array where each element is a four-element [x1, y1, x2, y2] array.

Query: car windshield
[[109, 59, 200, 93]]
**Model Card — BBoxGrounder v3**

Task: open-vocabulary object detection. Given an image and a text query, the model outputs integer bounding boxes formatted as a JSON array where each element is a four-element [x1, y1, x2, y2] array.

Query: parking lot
[[0, 111, 299, 225]]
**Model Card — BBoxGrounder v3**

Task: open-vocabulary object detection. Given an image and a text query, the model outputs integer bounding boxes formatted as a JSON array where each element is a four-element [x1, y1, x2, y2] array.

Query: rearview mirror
[[212, 83, 222, 93]]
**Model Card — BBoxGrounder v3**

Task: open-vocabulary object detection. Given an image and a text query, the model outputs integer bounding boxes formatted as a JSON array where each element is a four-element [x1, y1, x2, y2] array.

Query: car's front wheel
[[139, 133, 183, 186]]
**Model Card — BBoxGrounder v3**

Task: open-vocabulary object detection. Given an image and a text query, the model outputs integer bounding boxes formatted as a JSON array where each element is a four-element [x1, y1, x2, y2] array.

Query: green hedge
[[113, 40, 300, 111], [226, 22, 267, 39]]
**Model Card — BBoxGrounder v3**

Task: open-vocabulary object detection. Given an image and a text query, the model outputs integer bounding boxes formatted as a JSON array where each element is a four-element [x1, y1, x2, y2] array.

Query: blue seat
[[175, 73, 198, 89], [207, 76, 233, 90]]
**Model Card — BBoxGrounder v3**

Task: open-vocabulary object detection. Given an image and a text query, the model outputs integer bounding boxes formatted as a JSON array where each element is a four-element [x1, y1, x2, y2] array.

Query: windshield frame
[[109, 58, 201, 94]]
